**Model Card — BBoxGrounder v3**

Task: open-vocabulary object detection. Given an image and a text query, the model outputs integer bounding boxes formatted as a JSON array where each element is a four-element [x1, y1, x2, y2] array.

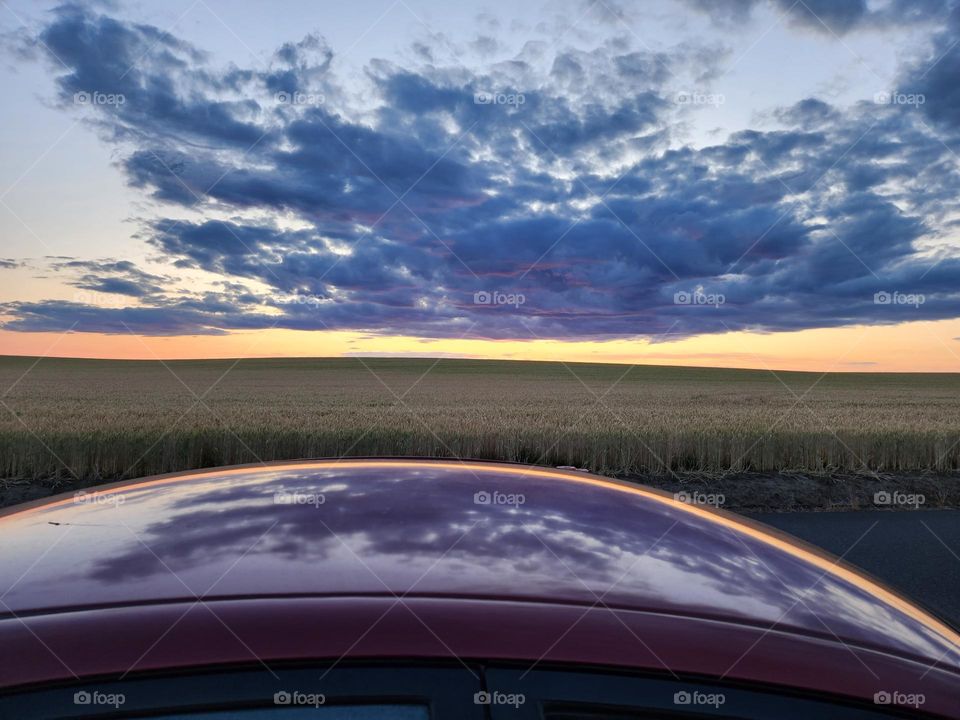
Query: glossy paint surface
[[3, 597, 960, 718], [1, 460, 957, 673]]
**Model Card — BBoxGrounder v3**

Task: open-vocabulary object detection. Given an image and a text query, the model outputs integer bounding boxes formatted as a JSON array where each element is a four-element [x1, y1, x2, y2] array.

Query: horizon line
[[0, 353, 954, 376]]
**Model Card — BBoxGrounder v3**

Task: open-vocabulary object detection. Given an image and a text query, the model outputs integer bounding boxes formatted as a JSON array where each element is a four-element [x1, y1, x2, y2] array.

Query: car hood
[[0, 460, 957, 671]]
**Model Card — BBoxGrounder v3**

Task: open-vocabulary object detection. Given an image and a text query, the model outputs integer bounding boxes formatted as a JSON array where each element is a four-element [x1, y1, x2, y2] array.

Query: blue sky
[[1, 0, 959, 365]]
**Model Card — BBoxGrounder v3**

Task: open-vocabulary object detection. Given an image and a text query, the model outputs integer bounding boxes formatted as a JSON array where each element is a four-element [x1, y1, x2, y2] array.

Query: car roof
[[1, 459, 958, 673]]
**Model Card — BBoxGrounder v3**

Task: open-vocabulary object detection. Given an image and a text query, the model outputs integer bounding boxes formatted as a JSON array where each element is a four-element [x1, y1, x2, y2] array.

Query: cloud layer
[[3, 1, 960, 341]]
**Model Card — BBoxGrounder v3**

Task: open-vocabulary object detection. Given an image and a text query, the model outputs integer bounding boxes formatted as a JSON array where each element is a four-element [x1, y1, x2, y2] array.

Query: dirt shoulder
[[2, 469, 959, 512]]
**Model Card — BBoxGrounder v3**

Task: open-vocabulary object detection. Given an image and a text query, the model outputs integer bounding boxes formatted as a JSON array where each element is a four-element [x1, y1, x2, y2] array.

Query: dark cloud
[[773, 98, 839, 129], [51, 259, 169, 298], [903, 3, 960, 133], [1, 301, 233, 335], [3, 2, 960, 341], [679, 0, 949, 34], [34, 2, 268, 148]]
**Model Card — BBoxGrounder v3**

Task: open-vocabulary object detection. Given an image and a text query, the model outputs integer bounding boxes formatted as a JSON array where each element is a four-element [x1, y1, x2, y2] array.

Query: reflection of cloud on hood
[[7, 464, 952, 667], [3, 2, 960, 342]]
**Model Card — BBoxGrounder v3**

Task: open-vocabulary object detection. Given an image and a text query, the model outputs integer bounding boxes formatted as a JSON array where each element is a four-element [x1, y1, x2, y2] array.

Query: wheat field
[[1, 355, 959, 481]]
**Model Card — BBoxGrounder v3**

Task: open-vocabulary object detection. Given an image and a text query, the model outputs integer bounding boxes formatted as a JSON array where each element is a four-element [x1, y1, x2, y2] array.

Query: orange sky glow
[[2, 318, 959, 372]]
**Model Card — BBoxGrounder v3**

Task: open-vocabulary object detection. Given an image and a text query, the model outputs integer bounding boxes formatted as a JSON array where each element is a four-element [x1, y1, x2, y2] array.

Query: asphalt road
[[748, 510, 960, 630]]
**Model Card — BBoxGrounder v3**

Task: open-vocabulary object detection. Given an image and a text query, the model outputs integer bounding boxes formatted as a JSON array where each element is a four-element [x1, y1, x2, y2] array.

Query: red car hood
[[1, 459, 957, 673]]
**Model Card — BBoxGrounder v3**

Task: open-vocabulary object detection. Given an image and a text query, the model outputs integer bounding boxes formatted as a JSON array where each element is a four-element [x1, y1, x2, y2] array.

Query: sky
[[1, 0, 959, 370]]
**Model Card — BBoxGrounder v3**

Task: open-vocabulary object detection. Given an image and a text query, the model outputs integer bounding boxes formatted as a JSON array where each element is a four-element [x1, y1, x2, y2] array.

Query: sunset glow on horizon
[[2, 317, 959, 372], [2, 1, 960, 372]]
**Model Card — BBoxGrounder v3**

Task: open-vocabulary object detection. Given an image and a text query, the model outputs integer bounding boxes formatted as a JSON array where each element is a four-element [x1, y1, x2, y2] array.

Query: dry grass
[[1, 356, 959, 481]]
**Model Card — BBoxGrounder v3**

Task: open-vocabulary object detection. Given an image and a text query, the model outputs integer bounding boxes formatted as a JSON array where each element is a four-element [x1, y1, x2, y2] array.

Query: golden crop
[[1, 356, 958, 480]]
